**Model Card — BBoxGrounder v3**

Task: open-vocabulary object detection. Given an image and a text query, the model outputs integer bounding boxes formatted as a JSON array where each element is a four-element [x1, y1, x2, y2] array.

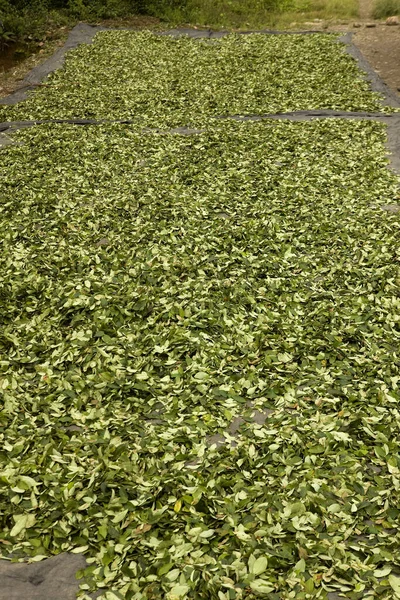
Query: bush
[[0, 0, 146, 40], [0, 1, 51, 40], [372, 0, 400, 17]]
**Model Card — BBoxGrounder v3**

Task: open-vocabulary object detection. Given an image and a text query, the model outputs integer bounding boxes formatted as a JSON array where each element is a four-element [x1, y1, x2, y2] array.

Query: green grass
[[0, 0, 359, 46], [149, 0, 359, 29], [0, 31, 386, 126], [372, 0, 400, 18], [1, 118, 400, 599]]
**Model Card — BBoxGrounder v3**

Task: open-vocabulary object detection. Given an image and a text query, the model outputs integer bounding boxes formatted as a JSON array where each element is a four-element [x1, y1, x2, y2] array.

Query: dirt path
[[358, 0, 373, 20], [348, 0, 400, 97], [353, 26, 400, 96]]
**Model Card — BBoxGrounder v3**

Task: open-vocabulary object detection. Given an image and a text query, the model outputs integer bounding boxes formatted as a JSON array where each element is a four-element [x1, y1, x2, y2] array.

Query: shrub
[[0, 0, 145, 39]]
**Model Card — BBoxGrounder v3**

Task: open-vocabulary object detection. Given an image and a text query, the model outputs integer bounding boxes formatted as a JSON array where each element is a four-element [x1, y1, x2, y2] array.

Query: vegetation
[[1, 116, 400, 600], [0, 32, 386, 126], [1, 28, 400, 599], [372, 0, 400, 18], [0, 0, 359, 44], [0, 0, 145, 42], [149, 0, 358, 29]]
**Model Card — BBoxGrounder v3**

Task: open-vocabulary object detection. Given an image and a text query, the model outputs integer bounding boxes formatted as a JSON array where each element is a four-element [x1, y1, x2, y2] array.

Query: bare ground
[[353, 25, 400, 96], [351, 0, 400, 96]]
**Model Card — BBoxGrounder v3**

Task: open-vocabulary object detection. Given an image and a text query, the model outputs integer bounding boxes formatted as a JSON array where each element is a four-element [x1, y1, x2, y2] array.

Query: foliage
[[0, 1, 68, 42], [145, 0, 358, 28], [0, 0, 145, 41], [145, 0, 291, 24], [0, 28, 15, 51], [65, 0, 146, 19], [0, 0, 360, 43], [1, 25, 400, 600], [1, 117, 400, 599], [0, 31, 387, 126], [372, 0, 400, 18]]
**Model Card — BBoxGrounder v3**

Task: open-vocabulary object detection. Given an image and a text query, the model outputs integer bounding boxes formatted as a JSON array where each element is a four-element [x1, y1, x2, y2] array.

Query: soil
[[0, 36, 68, 98], [350, 0, 400, 97], [0, 42, 36, 73], [353, 26, 400, 96]]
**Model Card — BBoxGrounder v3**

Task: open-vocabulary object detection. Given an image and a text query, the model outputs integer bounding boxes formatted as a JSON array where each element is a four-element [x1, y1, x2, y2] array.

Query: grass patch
[[0, 0, 359, 45], [149, 0, 359, 29], [0, 31, 386, 125], [0, 118, 400, 599], [372, 0, 400, 18]]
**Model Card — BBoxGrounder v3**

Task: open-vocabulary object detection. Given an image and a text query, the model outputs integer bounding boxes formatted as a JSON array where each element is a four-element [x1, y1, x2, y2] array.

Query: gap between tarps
[[1, 110, 399, 132], [2, 113, 400, 176]]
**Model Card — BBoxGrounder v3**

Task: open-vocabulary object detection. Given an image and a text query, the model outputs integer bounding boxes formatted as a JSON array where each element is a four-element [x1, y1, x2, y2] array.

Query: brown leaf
[[134, 523, 152, 535], [298, 547, 308, 560]]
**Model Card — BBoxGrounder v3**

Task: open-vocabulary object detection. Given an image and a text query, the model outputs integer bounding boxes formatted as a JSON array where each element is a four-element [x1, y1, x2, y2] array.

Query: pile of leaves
[[0, 31, 389, 126], [1, 118, 400, 599]]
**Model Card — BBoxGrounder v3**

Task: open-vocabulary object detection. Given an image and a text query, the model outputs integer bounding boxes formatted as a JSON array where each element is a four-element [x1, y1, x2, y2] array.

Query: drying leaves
[[0, 31, 390, 125], [0, 21, 400, 600], [0, 118, 400, 599]]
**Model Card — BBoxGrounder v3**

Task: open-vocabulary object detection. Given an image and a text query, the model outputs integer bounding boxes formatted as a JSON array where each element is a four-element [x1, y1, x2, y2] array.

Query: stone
[[95, 237, 109, 247], [386, 16, 400, 25], [381, 204, 400, 213], [353, 22, 362, 28], [0, 133, 15, 148], [169, 127, 206, 135], [366, 23, 377, 27]]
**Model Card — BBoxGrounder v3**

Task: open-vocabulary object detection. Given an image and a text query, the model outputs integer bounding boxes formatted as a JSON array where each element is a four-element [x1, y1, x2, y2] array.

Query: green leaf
[[158, 562, 174, 576], [10, 514, 35, 537], [250, 557, 268, 576], [250, 580, 275, 594], [194, 372, 209, 380], [165, 569, 181, 582], [294, 559, 306, 573], [328, 503, 341, 514], [284, 502, 306, 518], [168, 584, 190, 599], [389, 575, 400, 596], [0, 57, 397, 600], [199, 529, 215, 538], [304, 578, 315, 593], [374, 566, 392, 578]]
